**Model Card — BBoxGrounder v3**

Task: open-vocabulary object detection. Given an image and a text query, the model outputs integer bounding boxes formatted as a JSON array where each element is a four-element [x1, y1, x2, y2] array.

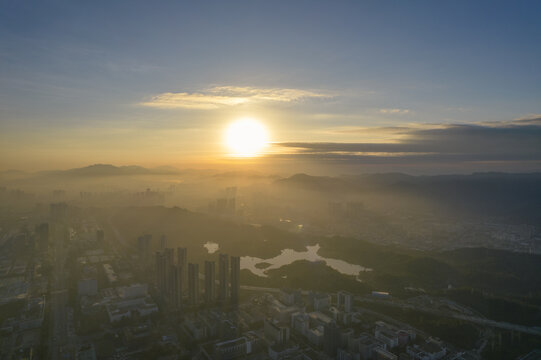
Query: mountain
[[37, 164, 184, 177], [0, 169, 28, 181], [36, 164, 150, 177], [274, 172, 541, 223], [274, 173, 356, 192], [65, 164, 150, 176]]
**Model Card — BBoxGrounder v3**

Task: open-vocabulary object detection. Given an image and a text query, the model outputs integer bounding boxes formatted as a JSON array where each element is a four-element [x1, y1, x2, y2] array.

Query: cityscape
[[0, 195, 540, 359], [1, 1, 541, 359]]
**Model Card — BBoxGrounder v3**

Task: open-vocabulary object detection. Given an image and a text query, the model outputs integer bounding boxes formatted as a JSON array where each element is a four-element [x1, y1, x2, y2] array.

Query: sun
[[225, 118, 269, 157]]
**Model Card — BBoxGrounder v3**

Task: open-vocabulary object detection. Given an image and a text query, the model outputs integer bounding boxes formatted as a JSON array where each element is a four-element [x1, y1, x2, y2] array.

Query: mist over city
[[1, 1, 540, 360]]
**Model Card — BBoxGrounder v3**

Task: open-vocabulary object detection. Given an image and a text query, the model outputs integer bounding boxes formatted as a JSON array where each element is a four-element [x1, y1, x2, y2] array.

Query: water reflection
[[203, 241, 219, 254], [240, 244, 371, 278]]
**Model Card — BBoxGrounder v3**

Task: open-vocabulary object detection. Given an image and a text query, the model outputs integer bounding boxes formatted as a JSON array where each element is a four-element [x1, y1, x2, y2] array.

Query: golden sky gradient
[[1, 2, 540, 174]]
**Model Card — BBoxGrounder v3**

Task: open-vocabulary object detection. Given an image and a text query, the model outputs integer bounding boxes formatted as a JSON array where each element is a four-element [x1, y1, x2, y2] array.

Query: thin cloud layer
[[140, 86, 328, 109], [379, 108, 410, 115], [276, 117, 541, 166]]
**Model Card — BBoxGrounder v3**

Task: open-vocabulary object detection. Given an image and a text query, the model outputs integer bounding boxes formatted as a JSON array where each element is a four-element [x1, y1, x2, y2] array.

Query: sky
[[1, 0, 540, 174]]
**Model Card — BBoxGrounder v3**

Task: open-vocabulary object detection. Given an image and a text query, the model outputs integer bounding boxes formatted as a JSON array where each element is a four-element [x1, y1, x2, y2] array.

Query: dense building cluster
[[1, 199, 539, 360], [147, 237, 241, 309]]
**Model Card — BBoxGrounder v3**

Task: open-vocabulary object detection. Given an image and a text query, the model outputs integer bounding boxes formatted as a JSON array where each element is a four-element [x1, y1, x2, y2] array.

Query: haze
[[1, 2, 541, 360]]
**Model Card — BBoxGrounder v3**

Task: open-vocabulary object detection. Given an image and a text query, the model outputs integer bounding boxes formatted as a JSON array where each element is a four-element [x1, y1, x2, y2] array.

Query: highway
[[238, 284, 541, 337], [354, 296, 541, 337]]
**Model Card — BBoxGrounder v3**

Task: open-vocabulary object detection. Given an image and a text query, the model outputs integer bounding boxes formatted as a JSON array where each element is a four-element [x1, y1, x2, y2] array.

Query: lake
[[203, 241, 219, 254], [239, 244, 371, 278]]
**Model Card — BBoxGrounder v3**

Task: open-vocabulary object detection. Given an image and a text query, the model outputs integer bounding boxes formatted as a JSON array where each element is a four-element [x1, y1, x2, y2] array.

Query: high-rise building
[[155, 252, 166, 292], [137, 234, 152, 264], [177, 247, 187, 266], [160, 235, 167, 252], [170, 264, 183, 309], [216, 198, 228, 213], [164, 248, 174, 297], [337, 291, 352, 313], [36, 223, 49, 253], [230, 256, 240, 304], [227, 198, 236, 214], [323, 321, 341, 357], [218, 254, 229, 301], [177, 247, 188, 292], [50, 202, 68, 221], [205, 261, 216, 303], [188, 263, 199, 305]]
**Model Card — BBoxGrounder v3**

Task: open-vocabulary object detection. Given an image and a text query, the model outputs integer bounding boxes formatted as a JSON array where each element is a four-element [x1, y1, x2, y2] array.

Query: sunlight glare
[[225, 118, 269, 157]]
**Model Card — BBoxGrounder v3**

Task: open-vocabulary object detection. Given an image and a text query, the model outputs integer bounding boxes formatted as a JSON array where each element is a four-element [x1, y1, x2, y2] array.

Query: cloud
[[140, 92, 247, 109], [140, 86, 329, 109], [510, 114, 541, 125], [379, 108, 410, 115], [275, 118, 541, 166]]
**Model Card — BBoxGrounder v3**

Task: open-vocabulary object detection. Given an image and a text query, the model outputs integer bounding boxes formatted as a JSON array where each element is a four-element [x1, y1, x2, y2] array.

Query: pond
[[203, 241, 219, 254], [240, 244, 371, 278]]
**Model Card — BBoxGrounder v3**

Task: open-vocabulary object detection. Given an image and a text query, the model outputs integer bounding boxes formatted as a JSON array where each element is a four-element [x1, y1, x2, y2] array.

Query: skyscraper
[[177, 247, 187, 292], [337, 291, 352, 313], [160, 235, 167, 252], [218, 254, 229, 301], [155, 252, 166, 292], [188, 263, 199, 305], [50, 202, 68, 221], [164, 248, 175, 297], [36, 223, 49, 253], [205, 261, 216, 303], [230, 256, 240, 304], [323, 321, 341, 357], [177, 247, 187, 266], [171, 264, 183, 309], [137, 234, 152, 265]]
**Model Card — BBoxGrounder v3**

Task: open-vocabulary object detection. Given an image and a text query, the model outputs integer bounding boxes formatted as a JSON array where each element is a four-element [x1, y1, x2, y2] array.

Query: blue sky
[[1, 0, 540, 172]]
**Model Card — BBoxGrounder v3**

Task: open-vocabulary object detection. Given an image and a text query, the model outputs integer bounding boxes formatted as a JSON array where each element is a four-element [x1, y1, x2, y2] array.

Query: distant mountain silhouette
[[276, 172, 541, 191], [68, 164, 150, 176], [275, 172, 541, 223], [274, 173, 355, 192], [38, 164, 149, 177], [32, 164, 186, 177], [211, 170, 280, 180]]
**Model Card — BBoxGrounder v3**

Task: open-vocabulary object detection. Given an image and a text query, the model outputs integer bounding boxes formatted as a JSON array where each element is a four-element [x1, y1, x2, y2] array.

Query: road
[[355, 296, 541, 337], [49, 224, 75, 360], [238, 284, 541, 337]]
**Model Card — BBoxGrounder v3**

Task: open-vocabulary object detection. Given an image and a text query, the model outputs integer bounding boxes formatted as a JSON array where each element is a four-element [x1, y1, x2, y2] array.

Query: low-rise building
[[269, 343, 300, 360], [78, 278, 98, 297], [374, 348, 398, 360], [201, 332, 262, 360], [264, 319, 290, 345], [106, 296, 158, 322]]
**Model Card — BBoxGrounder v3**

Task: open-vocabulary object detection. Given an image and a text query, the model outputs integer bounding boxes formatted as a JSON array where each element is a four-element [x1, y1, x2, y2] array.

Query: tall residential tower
[[230, 256, 240, 304], [204, 261, 216, 303]]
